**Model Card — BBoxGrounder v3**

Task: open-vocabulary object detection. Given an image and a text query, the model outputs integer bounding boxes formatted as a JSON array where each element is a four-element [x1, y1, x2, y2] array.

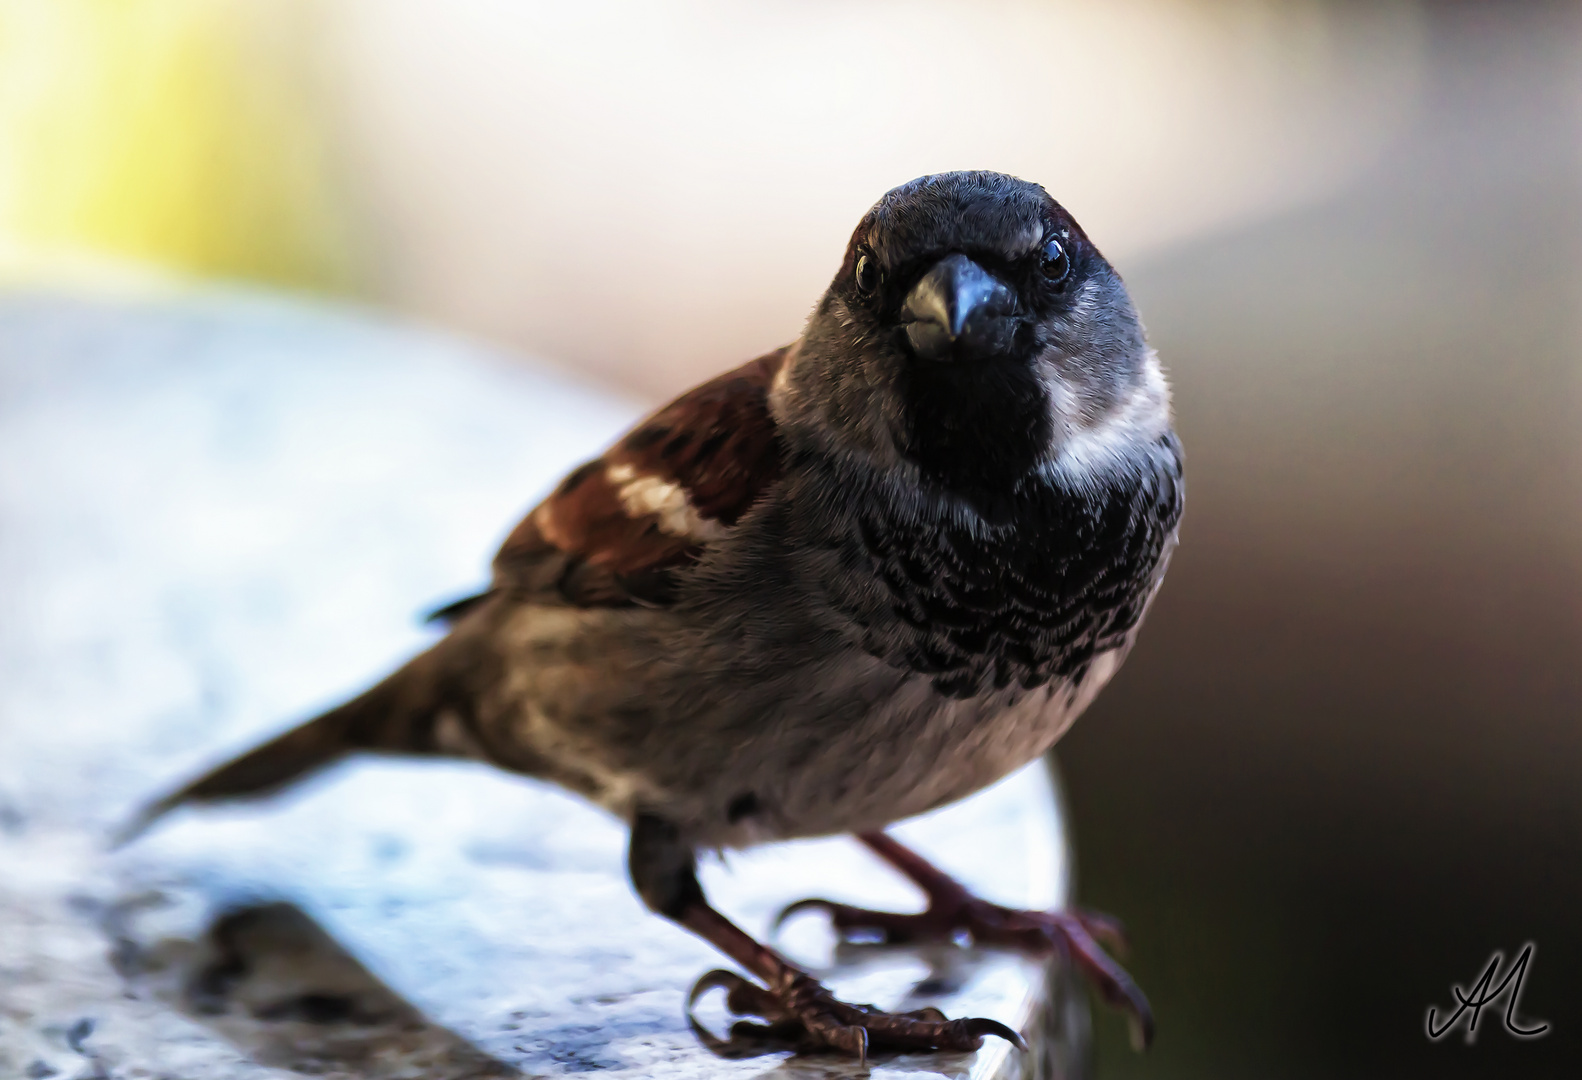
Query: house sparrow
[[123, 171, 1183, 1059]]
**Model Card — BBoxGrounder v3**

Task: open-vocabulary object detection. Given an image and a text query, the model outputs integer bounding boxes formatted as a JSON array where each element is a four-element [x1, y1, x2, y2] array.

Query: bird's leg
[[627, 815, 1023, 1061], [776, 831, 1155, 1050]]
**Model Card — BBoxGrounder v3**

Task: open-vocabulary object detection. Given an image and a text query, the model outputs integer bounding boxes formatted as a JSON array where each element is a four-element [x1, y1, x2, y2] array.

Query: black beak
[[902, 253, 1018, 361]]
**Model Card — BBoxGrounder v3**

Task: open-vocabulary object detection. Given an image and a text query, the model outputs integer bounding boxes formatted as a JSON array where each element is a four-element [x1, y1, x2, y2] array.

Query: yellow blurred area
[[0, 0, 354, 291], [0, 0, 1425, 397]]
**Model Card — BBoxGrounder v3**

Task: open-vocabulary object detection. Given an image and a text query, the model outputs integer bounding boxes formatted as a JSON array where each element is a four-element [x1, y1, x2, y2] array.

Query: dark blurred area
[[1058, 2, 1581, 1076]]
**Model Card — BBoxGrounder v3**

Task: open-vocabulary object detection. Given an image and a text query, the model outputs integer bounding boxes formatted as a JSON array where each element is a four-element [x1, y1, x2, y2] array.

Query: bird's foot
[[687, 967, 1024, 1062], [777, 891, 1153, 1050]]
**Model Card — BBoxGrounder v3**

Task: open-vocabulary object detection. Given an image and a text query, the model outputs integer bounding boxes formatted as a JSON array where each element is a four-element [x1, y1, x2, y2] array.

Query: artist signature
[[1426, 942, 1550, 1043]]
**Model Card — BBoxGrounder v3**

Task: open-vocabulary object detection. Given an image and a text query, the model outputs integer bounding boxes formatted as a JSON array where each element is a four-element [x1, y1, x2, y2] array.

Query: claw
[[689, 968, 799, 1027], [690, 970, 776, 1027], [964, 1016, 1028, 1052], [1127, 1010, 1155, 1054], [771, 897, 838, 936], [689, 970, 811, 1058], [827, 1024, 867, 1064], [687, 968, 748, 1013], [773, 896, 926, 945], [686, 970, 747, 1054]]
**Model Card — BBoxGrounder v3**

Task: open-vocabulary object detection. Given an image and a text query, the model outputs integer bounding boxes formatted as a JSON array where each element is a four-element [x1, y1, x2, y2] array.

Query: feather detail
[[493, 347, 789, 606]]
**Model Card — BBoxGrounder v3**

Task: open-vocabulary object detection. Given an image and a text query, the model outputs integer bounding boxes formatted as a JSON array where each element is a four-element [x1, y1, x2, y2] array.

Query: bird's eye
[[854, 252, 880, 296], [1040, 237, 1070, 284]]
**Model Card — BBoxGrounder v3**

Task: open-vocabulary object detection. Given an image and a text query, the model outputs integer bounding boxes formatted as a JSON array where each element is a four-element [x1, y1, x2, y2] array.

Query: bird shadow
[[102, 894, 520, 1079], [92, 892, 1083, 1077]]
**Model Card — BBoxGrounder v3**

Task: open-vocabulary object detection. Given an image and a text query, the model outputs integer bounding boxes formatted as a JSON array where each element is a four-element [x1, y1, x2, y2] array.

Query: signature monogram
[[1425, 942, 1550, 1043]]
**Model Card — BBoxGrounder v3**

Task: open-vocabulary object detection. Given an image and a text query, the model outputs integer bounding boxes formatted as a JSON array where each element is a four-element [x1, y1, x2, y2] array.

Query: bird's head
[[776, 171, 1169, 507]]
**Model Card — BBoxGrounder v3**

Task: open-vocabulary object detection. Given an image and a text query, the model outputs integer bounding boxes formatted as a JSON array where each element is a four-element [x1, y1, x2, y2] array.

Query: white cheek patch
[[771, 349, 796, 398], [605, 463, 727, 541], [1041, 349, 1173, 486]]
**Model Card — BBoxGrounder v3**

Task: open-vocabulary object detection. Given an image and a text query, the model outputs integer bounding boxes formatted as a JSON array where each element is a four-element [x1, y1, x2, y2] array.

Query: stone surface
[[0, 285, 1089, 1079]]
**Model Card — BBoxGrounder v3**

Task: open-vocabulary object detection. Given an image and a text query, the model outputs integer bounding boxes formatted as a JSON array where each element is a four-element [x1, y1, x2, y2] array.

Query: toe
[[1055, 921, 1154, 1050], [772, 896, 928, 944], [690, 967, 1027, 1059], [1071, 907, 1130, 955]]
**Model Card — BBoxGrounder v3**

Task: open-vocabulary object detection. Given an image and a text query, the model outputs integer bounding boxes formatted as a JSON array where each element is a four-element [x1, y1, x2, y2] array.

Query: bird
[[119, 170, 1183, 1060]]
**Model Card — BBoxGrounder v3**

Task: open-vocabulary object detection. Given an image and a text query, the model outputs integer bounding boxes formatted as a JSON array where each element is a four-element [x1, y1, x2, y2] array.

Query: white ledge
[[0, 288, 1089, 1080]]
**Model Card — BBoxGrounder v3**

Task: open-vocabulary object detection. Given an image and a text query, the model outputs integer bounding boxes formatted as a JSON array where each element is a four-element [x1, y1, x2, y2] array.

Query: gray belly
[[727, 647, 1126, 847], [460, 601, 1128, 849]]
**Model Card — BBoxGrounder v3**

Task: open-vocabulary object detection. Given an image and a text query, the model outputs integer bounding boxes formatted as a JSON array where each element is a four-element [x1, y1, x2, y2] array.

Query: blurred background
[[1, 0, 1576, 1076]]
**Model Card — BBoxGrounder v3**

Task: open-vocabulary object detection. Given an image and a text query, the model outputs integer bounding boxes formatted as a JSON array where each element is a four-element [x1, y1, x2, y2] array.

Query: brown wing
[[489, 347, 788, 607]]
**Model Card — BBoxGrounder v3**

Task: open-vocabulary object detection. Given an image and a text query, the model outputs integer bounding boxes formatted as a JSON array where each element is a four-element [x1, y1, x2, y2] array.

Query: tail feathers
[[114, 649, 449, 848]]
